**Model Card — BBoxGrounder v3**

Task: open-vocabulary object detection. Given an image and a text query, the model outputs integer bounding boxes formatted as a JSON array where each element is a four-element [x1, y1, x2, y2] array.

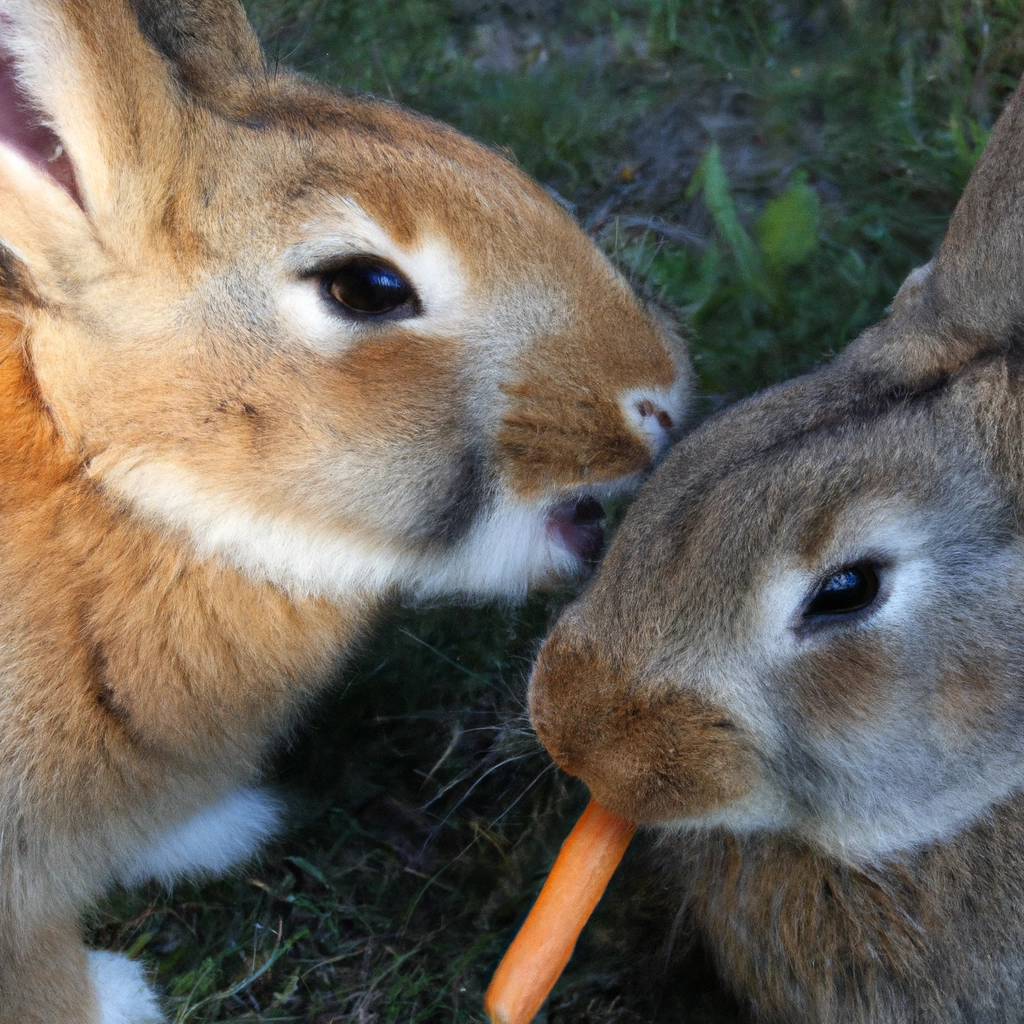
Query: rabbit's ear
[[928, 77, 1024, 347], [127, 0, 265, 112], [0, 0, 192, 295], [846, 77, 1024, 388]]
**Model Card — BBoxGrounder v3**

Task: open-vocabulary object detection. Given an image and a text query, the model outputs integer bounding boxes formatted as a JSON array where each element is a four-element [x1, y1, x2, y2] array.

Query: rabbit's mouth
[[546, 496, 606, 566]]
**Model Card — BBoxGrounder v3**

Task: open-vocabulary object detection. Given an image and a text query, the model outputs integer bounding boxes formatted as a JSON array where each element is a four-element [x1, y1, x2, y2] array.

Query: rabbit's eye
[[321, 258, 418, 319], [805, 564, 880, 618]]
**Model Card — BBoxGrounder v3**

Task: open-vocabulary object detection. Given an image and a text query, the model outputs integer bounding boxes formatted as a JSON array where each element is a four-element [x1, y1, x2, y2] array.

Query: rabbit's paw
[[121, 787, 284, 888], [87, 952, 163, 1024]]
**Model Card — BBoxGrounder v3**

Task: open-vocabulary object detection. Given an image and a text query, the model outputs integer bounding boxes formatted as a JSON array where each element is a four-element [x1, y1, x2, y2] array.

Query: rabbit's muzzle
[[546, 496, 606, 565], [528, 623, 756, 824]]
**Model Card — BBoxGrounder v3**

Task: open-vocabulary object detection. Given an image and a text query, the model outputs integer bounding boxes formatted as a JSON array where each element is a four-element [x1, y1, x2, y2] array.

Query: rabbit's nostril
[[635, 399, 675, 435]]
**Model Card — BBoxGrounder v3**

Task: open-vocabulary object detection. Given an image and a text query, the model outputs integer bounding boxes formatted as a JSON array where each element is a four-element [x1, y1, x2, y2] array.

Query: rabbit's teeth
[[546, 496, 606, 565]]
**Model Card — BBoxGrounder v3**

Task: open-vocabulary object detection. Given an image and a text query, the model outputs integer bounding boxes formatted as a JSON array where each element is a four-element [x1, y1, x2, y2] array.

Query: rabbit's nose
[[529, 624, 756, 824], [627, 394, 678, 458]]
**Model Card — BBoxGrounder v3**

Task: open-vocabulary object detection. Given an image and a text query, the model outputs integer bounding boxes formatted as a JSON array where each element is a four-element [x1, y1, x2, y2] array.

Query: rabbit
[[0, 0, 690, 1020], [528, 72, 1024, 1024]]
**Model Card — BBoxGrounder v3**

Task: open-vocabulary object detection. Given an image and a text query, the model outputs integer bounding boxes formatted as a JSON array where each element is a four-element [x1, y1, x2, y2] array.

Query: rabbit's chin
[[90, 456, 607, 603]]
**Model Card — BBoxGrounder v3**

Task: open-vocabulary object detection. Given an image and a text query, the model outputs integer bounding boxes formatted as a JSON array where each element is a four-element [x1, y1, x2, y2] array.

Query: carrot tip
[[482, 799, 636, 1024], [483, 996, 509, 1024]]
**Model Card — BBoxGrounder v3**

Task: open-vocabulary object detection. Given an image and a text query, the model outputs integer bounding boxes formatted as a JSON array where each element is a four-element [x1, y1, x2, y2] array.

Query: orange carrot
[[484, 798, 636, 1024]]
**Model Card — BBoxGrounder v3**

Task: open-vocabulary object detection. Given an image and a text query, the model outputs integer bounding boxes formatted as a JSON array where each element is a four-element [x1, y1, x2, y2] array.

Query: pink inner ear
[[0, 47, 83, 208]]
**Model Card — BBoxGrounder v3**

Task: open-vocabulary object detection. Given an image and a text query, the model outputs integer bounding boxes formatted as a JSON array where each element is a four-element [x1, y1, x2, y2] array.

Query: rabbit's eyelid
[[286, 234, 467, 318], [794, 561, 887, 631], [304, 254, 407, 280]]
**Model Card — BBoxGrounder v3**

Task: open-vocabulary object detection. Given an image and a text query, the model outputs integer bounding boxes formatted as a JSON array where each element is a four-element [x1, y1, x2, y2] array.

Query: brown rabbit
[[0, 0, 689, 1020], [529, 75, 1024, 1024]]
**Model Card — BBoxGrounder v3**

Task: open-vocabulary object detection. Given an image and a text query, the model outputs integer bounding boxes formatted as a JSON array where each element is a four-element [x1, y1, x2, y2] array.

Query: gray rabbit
[[529, 73, 1024, 1024]]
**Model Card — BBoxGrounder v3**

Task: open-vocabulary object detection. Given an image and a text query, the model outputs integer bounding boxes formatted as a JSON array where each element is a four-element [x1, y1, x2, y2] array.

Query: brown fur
[[0, 317, 365, 1020], [0, 0, 689, 1018], [530, 623, 757, 822], [664, 799, 1024, 1023], [529, 74, 1024, 1023]]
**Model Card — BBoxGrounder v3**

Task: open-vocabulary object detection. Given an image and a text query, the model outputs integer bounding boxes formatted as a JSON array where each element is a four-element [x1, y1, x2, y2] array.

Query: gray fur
[[529, 74, 1024, 1024]]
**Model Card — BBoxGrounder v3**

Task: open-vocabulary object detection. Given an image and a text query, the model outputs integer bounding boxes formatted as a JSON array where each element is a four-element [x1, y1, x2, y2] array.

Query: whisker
[[398, 627, 491, 683], [419, 752, 538, 842], [488, 762, 558, 829]]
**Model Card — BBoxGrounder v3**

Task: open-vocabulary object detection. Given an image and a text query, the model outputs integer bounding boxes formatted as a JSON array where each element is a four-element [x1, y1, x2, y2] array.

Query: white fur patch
[[87, 952, 163, 1024], [96, 458, 581, 602], [620, 384, 688, 456], [280, 203, 471, 357], [120, 788, 283, 889]]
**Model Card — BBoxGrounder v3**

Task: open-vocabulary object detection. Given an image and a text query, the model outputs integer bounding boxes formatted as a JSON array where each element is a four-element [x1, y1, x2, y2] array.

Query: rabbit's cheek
[[785, 635, 899, 735], [530, 630, 757, 824], [935, 656, 1008, 737]]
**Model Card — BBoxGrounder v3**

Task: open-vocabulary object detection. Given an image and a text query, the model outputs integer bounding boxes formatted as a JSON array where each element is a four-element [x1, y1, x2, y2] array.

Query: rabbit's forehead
[[225, 101, 575, 279], [594, 411, 1003, 654]]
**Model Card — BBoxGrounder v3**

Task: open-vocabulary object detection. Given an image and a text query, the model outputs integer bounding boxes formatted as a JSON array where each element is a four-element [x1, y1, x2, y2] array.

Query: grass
[[90, 2, 1024, 1021]]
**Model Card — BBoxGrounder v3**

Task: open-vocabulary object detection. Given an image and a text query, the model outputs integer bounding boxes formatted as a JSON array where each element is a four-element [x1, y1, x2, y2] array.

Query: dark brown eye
[[321, 257, 418, 319], [805, 563, 880, 618]]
